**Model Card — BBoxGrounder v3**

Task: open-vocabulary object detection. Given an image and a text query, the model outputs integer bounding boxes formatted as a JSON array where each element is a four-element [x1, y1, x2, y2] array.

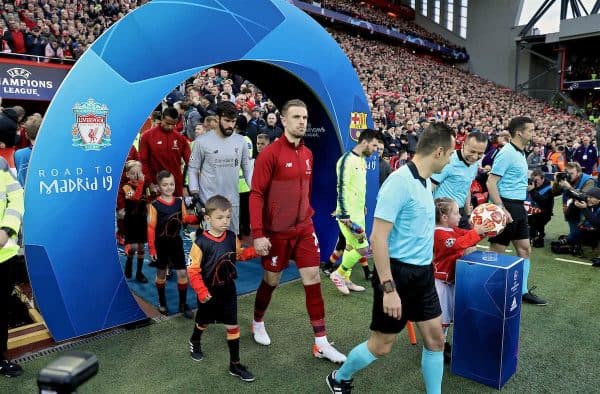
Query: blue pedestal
[[451, 251, 523, 389]]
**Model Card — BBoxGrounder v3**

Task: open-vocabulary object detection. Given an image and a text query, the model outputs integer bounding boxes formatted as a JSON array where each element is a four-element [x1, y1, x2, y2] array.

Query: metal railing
[[0, 51, 76, 65]]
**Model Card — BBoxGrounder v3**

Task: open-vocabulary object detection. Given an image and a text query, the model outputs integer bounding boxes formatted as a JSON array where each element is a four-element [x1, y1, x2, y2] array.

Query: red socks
[[304, 283, 326, 337], [253, 280, 276, 322]]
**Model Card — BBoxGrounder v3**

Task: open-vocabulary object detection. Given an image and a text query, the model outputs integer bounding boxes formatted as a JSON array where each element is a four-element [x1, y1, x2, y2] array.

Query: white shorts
[[434, 279, 455, 326]]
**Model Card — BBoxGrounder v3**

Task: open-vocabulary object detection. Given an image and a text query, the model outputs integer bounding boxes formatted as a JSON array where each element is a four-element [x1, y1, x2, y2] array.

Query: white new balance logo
[[285, 162, 293, 168], [510, 297, 517, 311]]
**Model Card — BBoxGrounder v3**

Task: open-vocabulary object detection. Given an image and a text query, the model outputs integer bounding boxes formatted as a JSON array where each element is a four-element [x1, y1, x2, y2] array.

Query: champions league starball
[[469, 203, 507, 237]]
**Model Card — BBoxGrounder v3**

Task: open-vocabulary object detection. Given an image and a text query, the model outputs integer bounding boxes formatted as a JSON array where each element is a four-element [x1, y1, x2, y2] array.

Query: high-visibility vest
[[0, 157, 24, 264], [238, 135, 253, 193]]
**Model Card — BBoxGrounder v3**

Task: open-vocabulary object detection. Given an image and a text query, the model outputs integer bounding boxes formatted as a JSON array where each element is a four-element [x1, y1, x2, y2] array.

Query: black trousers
[[239, 192, 250, 237], [0, 256, 18, 357], [529, 213, 551, 239]]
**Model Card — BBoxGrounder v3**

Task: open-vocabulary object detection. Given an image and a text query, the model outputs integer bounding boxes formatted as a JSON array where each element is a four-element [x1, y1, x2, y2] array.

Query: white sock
[[252, 320, 264, 329], [315, 336, 329, 347]]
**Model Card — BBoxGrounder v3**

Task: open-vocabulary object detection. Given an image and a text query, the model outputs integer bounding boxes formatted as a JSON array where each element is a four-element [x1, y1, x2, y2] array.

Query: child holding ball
[[433, 197, 494, 364]]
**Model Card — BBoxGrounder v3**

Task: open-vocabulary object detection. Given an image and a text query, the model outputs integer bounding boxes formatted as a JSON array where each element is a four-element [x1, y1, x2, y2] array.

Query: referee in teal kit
[[486, 116, 547, 306], [431, 131, 488, 228], [327, 123, 455, 394]]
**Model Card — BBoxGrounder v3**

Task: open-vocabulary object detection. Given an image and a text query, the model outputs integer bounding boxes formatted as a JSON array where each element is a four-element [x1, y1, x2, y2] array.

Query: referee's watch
[[379, 280, 396, 294]]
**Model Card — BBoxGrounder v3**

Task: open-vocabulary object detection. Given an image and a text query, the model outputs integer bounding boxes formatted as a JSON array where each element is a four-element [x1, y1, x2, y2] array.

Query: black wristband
[[379, 280, 396, 293]]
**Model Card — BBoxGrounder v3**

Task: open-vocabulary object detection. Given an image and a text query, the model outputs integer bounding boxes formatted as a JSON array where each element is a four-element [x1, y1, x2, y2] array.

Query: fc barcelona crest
[[349, 112, 368, 141], [72, 98, 111, 151]]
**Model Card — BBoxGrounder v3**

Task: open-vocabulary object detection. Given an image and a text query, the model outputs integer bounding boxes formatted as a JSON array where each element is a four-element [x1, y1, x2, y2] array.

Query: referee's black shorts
[[370, 260, 441, 334], [488, 198, 529, 246]]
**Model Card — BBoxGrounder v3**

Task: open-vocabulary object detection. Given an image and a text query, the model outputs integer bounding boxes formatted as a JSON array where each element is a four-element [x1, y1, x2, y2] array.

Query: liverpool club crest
[[72, 98, 111, 151]]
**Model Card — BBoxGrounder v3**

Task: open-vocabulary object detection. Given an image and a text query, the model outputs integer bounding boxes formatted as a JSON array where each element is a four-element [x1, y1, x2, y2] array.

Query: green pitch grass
[[4, 203, 600, 393]]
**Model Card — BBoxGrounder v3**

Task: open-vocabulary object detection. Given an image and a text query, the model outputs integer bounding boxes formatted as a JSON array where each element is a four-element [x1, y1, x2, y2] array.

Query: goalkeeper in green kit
[[329, 129, 383, 295]]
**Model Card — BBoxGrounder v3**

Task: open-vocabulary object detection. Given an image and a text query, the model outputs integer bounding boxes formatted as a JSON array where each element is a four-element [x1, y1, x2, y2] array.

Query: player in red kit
[[249, 99, 346, 363], [139, 107, 191, 197]]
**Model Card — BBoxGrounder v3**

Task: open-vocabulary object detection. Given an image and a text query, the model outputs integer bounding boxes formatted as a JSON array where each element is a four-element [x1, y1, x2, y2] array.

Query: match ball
[[469, 203, 507, 237]]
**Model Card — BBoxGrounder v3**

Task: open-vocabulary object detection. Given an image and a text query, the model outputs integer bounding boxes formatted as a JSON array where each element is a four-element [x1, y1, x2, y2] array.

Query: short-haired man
[[187, 101, 252, 235], [329, 129, 383, 294], [432, 131, 488, 228], [487, 117, 547, 305], [327, 123, 455, 394], [255, 133, 270, 155], [264, 112, 282, 142], [572, 135, 598, 175], [139, 107, 191, 197], [250, 99, 346, 363]]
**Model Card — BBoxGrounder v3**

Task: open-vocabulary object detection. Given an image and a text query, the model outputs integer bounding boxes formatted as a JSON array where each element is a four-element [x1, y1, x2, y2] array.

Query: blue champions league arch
[[24, 0, 375, 341]]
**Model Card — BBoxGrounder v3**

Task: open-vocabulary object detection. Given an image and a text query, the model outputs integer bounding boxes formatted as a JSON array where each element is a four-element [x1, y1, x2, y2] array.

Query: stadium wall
[[413, 14, 466, 48], [527, 49, 559, 102], [465, 0, 530, 89]]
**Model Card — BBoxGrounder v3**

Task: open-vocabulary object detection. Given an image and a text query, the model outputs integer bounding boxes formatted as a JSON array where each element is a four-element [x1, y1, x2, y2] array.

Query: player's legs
[[295, 229, 346, 363], [512, 237, 537, 296], [225, 324, 241, 363], [330, 223, 370, 294], [252, 270, 282, 346], [322, 230, 346, 275], [189, 320, 208, 361], [329, 330, 394, 386], [252, 239, 289, 346], [171, 237, 193, 318], [135, 243, 147, 282], [416, 316, 445, 394], [175, 269, 193, 318], [226, 323, 255, 381], [124, 243, 135, 278], [434, 280, 455, 364], [155, 268, 168, 314], [507, 201, 545, 304]]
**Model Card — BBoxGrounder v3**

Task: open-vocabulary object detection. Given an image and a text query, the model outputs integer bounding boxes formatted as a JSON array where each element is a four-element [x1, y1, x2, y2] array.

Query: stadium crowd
[[301, 0, 467, 52], [1, 0, 146, 61]]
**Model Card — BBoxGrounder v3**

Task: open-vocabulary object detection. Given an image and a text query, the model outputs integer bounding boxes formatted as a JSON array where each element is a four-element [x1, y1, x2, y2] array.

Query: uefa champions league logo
[[72, 98, 112, 151]]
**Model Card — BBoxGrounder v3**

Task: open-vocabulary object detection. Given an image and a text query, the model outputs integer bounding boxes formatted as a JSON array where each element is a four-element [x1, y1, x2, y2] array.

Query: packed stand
[[300, 0, 466, 53], [1, 0, 145, 62]]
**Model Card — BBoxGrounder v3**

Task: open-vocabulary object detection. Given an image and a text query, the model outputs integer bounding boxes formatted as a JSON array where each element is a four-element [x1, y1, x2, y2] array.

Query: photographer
[[560, 187, 600, 261], [551, 162, 596, 238], [527, 170, 554, 247]]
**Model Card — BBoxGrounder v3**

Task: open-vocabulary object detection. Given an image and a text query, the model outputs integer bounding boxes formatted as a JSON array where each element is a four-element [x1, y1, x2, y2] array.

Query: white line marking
[[555, 257, 593, 266]]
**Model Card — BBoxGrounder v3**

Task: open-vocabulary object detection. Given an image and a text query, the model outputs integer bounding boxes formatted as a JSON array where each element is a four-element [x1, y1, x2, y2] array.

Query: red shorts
[[262, 226, 320, 272]]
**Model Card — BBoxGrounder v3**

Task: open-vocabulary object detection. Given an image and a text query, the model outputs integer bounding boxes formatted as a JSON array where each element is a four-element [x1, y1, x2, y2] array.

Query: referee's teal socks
[[421, 347, 443, 394], [335, 341, 376, 381], [522, 258, 530, 295]]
